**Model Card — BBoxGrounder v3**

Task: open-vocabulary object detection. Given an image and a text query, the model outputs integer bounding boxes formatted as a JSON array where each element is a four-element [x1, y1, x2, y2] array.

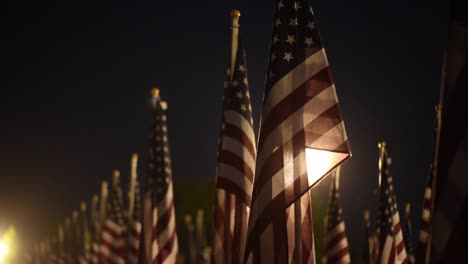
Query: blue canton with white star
[[222, 39, 253, 125], [376, 151, 400, 240], [265, 0, 323, 96], [147, 96, 172, 203]]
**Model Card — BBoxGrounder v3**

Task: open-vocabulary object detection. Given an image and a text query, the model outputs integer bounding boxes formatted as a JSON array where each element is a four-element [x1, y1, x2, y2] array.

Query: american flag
[[127, 154, 142, 264], [361, 210, 375, 264], [244, 0, 351, 262], [212, 30, 256, 264], [375, 142, 407, 264], [402, 204, 415, 264], [100, 170, 127, 264], [323, 170, 350, 264], [56, 223, 75, 264], [429, 0, 468, 261], [140, 89, 178, 264], [417, 164, 432, 262], [184, 214, 198, 264], [90, 193, 103, 264], [78, 201, 92, 263]]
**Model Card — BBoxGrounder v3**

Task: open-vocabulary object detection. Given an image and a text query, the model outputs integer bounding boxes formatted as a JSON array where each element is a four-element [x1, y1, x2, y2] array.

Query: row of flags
[[29, 0, 467, 262], [30, 89, 179, 264]]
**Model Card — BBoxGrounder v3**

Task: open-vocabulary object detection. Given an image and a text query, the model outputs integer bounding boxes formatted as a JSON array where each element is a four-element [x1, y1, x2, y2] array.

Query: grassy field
[[173, 178, 327, 261]]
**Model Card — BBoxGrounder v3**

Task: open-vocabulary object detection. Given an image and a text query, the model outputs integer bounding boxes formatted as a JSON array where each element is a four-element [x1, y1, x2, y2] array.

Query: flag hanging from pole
[[212, 10, 256, 264], [100, 170, 127, 264], [403, 204, 415, 264], [244, 0, 351, 262], [140, 89, 178, 264], [323, 170, 350, 264], [127, 153, 142, 264], [78, 201, 92, 263], [90, 189, 105, 264], [417, 144, 435, 263], [429, 0, 468, 262], [375, 143, 407, 264]]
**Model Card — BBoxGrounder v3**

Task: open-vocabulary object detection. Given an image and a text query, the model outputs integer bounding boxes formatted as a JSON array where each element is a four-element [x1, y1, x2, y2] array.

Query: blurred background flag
[[323, 168, 350, 263], [127, 153, 142, 264], [99, 170, 127, 264], [429, 0, 468, 262], [375, 142, 407, 264], [403, 203, 415, 264], [140, 89, 178, 264]]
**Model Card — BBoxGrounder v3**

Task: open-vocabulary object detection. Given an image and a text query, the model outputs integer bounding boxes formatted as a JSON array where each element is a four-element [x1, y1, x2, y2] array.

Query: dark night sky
[[1, 0, 449, 255]]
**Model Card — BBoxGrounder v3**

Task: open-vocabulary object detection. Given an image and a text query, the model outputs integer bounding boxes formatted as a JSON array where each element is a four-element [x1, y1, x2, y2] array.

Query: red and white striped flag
[[126, 153, 142, 264], [323, 170, 350, 264], [429, 0, 468, 261], [139, 89, 178, 264], [375, 143, 407, 264], [244, 0, 351, 263], [88, 194, 101, 264], [100, 170, 128, 264], [212, 11, 256, 264], [418, 151, 434, 261]]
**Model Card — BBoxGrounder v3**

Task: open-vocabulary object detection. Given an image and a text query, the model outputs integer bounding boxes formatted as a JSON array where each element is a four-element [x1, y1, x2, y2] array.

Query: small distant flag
[[139, 89, 178, 264], [375, 142, 407, 264], [403, 203, 415, 264], [100, 170, 127, 264], [245, 0, 351, 262], [90, 184, 107, 264], [361, 210, 378, 264], [127, 153, 142, 264], [323, 169, 350, 263], [184, 214, 198, 264], [78, 201, 92, 263]]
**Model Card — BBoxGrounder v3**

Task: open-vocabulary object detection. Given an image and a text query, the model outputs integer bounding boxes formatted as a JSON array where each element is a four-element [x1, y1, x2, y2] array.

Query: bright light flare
[[0, 239, 9, 263], [305, 148, 347, 187]]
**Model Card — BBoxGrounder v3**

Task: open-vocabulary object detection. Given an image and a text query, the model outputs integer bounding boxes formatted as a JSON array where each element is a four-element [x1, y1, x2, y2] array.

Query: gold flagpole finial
[[80, 201, 87, 212], [231, 9, 241, 19], [132, 152, 139, 161], [72, 210, 79, 220], [364, 210, 370, 222], [113, 169, 120, 186], [184, 214, 192, 224], [151, 88, 160, 98], [378, 141, 386, 150], [101, 181, 108, 189], [92, 194, 99, 203], [405, 203, 411, 215]]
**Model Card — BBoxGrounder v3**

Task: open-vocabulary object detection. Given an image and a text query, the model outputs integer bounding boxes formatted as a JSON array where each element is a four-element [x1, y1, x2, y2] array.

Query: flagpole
[[222, 10, 241, 263], [378, 141, 386, 189], [128, 153, 138, 219], [99, 181, 109, 231], [230, 9, 240, 81], [425, 50, 446, 263]]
